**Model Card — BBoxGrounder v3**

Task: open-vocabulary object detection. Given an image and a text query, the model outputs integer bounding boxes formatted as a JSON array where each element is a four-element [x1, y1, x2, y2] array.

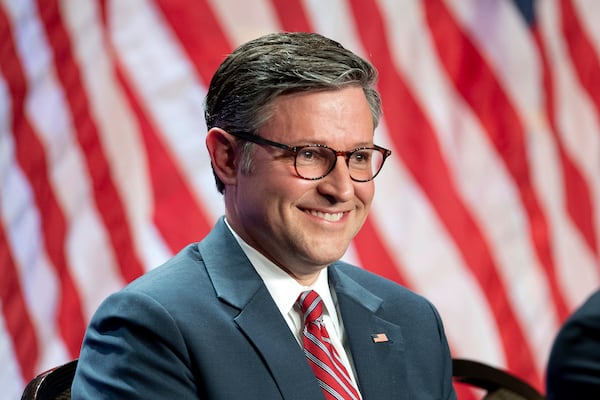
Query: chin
[[307, 246, 347, 265]]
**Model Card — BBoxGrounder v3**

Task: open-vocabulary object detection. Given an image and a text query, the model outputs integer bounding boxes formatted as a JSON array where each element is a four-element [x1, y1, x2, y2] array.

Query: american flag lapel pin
[[371, 333, 389, 343]]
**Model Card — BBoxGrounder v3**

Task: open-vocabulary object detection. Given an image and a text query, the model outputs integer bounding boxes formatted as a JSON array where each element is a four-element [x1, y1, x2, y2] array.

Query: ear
[[206, 128, 238, 186]]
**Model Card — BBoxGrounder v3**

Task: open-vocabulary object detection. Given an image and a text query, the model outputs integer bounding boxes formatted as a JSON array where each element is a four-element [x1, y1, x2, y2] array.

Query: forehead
[[261, 87, 374, 145]]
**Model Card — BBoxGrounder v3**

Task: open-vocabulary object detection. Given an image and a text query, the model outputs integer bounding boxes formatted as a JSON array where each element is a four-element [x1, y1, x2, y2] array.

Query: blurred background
[[1, 0, 599, 398]]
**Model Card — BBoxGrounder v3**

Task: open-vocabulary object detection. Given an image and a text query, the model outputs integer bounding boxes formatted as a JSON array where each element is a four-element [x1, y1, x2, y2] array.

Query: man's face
[[226, 86, 376, 284]]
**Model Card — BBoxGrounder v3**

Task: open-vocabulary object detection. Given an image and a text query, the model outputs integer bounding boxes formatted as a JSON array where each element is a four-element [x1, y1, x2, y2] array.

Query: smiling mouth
[[306, 209, 345, 222]]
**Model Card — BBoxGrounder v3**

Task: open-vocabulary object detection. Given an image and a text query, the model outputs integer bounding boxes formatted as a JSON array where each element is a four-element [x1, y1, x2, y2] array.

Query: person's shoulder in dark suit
[[546, 289, 600, 399]]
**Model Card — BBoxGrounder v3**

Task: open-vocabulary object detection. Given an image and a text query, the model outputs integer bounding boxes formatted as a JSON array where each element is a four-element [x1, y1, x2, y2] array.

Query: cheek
[[251, 178, 308, 214], [269, 173, 316, 197], [355, 183, 375, 207]]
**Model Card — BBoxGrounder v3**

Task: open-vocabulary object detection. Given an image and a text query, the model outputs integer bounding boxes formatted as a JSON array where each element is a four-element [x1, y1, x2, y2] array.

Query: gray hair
[[205, 32, 382, 193]]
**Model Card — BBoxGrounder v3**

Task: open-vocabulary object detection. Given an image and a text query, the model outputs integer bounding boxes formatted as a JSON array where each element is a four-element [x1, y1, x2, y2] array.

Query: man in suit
[[546, 289, 600, 399], [72, 32, 456, 399]]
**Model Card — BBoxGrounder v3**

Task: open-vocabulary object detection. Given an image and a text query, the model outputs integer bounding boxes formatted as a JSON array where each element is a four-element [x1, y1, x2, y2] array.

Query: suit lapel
[[234, 287, 325, 400], [198, 219, 323, 400], [330, 266, 409, 400]]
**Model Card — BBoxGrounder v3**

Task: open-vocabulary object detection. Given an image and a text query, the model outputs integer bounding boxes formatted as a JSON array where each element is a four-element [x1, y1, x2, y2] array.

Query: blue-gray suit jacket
[[546, 289, 600, 399], [72, 218, 456, 399]]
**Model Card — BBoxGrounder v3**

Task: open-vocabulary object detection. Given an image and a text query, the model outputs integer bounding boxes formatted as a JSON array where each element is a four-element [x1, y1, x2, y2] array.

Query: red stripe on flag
[[0, 225, 38, 380], [560, 0, 600, 123], [532, 26, 599, 271], [270, 0, 313, 32], [355, 217, 410, 287], [423, 0, 570, 323], [561, 148, 598, 258], [556, 0, 600, 257], [347, 0, 541, 389], [454, 383, 482, 400], [0, 5, 86, 357], [37, 0, 145, 283], [154, 0, 233, 83]]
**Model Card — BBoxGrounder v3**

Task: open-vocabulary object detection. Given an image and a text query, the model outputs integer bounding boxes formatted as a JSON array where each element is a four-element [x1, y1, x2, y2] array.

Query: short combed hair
[[204, 32, 382, 193]]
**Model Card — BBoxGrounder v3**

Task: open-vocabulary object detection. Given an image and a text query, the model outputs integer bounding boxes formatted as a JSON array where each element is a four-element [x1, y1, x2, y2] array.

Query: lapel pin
[[371, 333, 389, 343]]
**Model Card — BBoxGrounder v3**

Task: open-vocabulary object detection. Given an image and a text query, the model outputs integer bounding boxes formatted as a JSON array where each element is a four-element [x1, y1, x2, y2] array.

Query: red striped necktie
[[298, 290, 360, 400]]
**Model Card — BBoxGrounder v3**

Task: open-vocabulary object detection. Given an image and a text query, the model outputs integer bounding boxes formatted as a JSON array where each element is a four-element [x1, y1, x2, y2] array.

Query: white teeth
[[308, 210, 343, 222]]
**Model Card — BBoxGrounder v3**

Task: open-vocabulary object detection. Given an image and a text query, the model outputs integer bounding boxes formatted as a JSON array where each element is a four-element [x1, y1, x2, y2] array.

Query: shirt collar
[[223, 218, 341, 334]]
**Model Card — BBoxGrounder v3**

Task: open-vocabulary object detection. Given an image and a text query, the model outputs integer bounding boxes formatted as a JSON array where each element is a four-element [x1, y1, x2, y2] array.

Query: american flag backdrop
[[1, 0, 599, 398]]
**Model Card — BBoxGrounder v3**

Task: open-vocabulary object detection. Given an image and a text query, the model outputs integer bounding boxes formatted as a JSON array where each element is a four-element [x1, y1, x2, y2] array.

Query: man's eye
[[352, 151, 371, 163], [297, 147, 329, 163], [299, 149, 315, 160]]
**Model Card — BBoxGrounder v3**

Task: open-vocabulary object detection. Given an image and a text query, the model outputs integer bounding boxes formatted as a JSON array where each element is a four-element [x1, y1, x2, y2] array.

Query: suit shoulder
[[119, 243, 208, 298], [133, 243, 201, 277], [330, 262, 448, 339], [331, 261, 427, 303]]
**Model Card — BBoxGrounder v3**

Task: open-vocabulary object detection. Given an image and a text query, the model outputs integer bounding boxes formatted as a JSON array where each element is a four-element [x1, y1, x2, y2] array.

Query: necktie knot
[[298, 290, 323, 326]]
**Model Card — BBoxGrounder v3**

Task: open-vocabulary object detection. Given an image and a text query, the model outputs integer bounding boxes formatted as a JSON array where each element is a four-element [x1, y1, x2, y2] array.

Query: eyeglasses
[[230, 132, 391, 182]]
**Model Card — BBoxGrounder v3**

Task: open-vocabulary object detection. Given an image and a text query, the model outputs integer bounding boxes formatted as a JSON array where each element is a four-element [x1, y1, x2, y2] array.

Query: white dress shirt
[[224, 219, 361, 394]]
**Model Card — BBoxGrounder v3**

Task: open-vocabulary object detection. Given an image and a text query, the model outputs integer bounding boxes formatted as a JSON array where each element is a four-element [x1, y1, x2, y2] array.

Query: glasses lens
[[348, 148, 384, 182], [295, 146, 335, 180]]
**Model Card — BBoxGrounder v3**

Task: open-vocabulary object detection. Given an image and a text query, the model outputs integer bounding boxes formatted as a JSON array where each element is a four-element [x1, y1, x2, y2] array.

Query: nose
[[316, 156, 354, 202]]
